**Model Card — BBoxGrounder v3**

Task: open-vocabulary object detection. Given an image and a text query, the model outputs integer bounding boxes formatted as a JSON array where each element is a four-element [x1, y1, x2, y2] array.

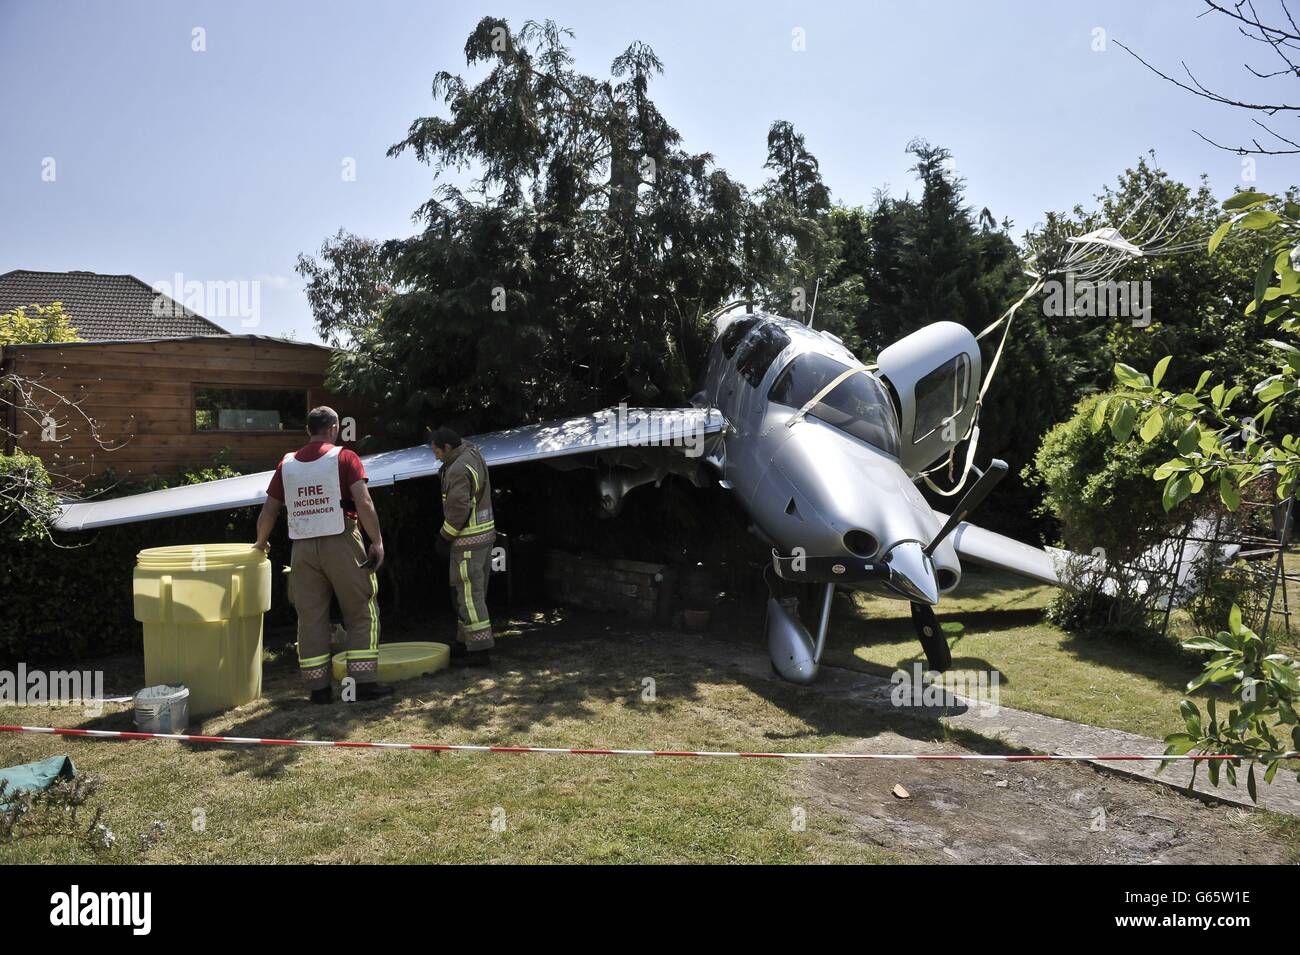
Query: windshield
[[769, 352, 901, 456]]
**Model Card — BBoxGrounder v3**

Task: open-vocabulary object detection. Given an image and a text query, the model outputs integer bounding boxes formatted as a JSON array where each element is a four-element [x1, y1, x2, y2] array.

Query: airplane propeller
[[924, 458, 1009, 558], [910, 602, 951, 671], [907, 458, 1008, 672]]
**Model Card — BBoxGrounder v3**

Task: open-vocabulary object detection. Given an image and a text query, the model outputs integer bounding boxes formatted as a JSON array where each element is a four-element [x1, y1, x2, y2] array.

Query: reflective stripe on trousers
[[449, 540, 494, 650], [290, 520, 381, 688]]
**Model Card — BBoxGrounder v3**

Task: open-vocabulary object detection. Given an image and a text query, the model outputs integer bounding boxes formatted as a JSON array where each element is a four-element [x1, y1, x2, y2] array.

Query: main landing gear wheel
[[910, 602, 951, 672]]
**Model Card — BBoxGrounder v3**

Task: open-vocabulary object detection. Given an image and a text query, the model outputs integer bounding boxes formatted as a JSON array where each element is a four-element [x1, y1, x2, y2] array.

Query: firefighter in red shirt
[[254, 407, 392, 703]]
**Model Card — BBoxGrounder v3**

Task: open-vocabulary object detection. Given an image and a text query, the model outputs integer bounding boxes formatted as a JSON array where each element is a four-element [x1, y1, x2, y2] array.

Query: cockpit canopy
[[769, 352, 901, 457]]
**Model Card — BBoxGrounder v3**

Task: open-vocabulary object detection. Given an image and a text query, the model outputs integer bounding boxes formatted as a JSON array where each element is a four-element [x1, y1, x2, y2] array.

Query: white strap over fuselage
[[786, 365, 878, 429]]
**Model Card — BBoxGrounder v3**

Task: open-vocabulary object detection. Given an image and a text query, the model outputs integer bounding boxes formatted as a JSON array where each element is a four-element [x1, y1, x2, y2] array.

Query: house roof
[[0, 269, 229, 340], [5, 333, 330, 351]]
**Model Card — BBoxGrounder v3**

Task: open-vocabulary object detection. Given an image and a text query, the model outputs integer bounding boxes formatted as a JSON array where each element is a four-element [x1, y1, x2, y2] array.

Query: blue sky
[[2, 0, 1296, 341]]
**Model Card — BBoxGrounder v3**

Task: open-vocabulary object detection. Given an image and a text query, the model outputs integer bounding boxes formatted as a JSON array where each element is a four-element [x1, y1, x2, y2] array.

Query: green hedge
[[1025, 391, 1200, 563], [0, 459, 292, 664], [0, 456, 456, 664], [1, 453, 757, 665]]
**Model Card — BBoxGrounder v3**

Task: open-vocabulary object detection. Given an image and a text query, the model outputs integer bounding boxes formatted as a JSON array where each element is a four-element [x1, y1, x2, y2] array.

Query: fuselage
[[694, 310, 966, 604]]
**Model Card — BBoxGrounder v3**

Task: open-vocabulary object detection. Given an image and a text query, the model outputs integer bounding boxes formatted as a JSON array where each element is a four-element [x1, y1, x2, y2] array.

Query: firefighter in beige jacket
[[431, 427, 495, 664], [255, 407, 393, 703]]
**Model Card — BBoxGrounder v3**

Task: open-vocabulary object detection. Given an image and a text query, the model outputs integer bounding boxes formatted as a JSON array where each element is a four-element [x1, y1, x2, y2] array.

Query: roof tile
[[0, 269, 229, 340]]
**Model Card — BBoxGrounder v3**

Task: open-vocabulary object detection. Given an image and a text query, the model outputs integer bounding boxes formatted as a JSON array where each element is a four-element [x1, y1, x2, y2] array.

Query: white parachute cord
[[918, 275, 1045, 497], [922, 421, 982, 496], [920, 209, 1171, 496]]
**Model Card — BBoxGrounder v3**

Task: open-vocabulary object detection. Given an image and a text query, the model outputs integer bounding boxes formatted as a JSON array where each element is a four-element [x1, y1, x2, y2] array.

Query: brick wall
[[543, 549, 675, 621]]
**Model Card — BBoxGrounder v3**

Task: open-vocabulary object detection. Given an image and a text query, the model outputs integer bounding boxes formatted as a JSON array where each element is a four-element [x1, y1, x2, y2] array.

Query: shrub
[[0, 302, 80, 346], [1027, 391, 1212, 636], [1028, 392, 1200, 562], [0, 451, 60, 541], [1184, 556, 1256, 637], [1165, 605, 1300, 798]]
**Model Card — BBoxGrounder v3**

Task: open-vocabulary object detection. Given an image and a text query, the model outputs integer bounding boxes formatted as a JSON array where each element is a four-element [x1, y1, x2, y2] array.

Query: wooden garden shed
[[1, 269, 367, 484], [2, 335, 364, 484]]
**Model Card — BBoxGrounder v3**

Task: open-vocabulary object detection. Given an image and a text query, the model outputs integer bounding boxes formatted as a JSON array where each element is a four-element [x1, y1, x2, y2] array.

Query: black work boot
[[357, 682, 394, 701], [461, 650, 492, 668], [448, 640, 468, 660], [309, 686, 333, 705]]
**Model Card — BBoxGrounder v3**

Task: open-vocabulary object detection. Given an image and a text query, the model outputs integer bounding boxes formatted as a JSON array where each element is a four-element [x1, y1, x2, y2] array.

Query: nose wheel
[[910, 602, 951, 672], [763, 579, 836, 684]]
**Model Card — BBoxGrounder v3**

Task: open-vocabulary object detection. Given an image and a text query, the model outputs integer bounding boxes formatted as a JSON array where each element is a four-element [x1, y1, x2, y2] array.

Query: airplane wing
[[53, 406, 727, 532], [948, 521, 1065, 586], [948, 516, 1246, 600]]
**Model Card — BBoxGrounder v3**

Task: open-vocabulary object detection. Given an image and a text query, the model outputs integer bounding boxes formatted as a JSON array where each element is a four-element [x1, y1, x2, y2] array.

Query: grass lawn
[[0, 612, 921, 864], [2, 567, 1295, 863], [826, 565, 1214, 742]]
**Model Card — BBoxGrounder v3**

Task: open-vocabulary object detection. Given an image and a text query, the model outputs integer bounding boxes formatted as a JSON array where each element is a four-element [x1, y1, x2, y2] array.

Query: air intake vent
[[843, 530, 879, 558]]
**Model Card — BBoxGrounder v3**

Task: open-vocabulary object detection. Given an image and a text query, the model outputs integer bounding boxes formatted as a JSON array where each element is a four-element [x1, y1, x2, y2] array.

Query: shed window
[[194, 386, 308, 432]]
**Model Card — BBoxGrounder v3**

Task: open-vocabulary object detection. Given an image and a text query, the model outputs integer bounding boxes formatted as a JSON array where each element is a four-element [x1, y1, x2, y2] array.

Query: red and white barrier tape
[[1, 724, 1287, 762]]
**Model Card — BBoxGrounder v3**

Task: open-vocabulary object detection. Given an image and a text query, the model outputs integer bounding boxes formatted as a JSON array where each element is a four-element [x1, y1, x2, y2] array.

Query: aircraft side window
[[912, 354, 971, 443], [718, 316, 759, 359], [735, 324, 791, 388]]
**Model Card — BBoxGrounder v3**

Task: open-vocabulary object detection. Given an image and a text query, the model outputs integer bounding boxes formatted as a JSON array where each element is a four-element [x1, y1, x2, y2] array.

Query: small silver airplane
[[54, 306, 1063, 683]]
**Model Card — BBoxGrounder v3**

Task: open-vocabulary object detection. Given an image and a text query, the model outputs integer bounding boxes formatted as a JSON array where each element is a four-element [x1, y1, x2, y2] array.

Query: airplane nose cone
[[884, 541, 939, 606]]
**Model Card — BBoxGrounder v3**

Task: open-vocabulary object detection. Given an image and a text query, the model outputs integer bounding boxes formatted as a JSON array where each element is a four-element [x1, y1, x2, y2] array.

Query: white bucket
[[134, 684, 189, 734]]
